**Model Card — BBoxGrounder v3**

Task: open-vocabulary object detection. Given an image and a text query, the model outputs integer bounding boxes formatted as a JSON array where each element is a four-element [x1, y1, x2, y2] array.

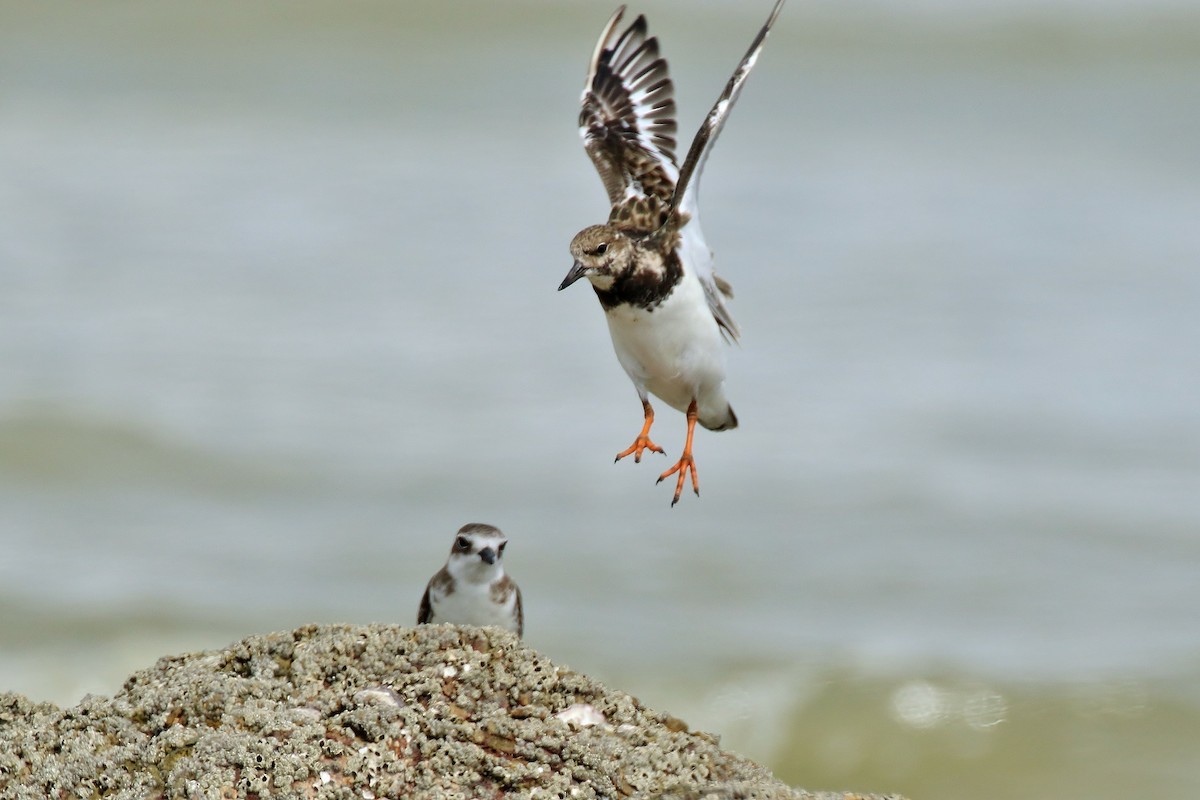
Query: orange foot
[[656, 399, 700, 507], [615, 399, 666, 463]]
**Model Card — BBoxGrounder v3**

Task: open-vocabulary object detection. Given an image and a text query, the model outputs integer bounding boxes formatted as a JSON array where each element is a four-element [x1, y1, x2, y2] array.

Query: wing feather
[[579, 7, 679, 210], [416, 584, 434, 625], [672, 0, 785, 343], [672, 0, 784, 217], [514, 585, 524, 638]]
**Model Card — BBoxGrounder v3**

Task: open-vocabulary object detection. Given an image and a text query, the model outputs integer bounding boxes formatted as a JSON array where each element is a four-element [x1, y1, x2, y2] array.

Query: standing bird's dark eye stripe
[[498, 541, 507, 555]]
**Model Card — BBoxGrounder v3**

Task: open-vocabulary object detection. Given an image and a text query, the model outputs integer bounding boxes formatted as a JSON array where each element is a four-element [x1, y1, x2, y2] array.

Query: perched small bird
[[417, 523, 523, 637], [558, 2, 785, 506]]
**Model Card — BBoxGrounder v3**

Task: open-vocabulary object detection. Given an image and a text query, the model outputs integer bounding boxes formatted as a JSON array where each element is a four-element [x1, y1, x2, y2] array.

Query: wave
[[0, 407, 312, 495], [639, 660, 1200, 800]]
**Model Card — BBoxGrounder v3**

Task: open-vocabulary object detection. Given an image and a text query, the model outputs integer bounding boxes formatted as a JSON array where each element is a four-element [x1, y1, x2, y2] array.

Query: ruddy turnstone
[[417, 523, 523, 637], [558, 2, 785, 506]]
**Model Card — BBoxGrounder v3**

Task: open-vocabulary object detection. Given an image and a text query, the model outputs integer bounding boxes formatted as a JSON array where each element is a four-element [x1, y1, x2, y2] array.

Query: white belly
[[431, 581, 518, 633], [604, 272, 731, 428]]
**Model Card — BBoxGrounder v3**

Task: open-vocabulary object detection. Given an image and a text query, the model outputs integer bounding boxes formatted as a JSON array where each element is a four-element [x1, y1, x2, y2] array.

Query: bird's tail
[[701, 403, 738, 432]]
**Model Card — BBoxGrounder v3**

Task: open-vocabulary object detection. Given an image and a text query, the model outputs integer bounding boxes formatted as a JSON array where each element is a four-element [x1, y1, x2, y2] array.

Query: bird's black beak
[[558, 260, 587, 291], [479, 547, 496, 565]]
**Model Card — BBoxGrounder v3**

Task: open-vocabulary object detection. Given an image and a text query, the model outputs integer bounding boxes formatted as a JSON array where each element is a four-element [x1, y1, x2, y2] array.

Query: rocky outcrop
[[0, 624, 903, 799]]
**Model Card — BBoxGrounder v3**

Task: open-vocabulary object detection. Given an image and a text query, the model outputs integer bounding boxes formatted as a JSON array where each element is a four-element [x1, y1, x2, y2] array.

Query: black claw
[[670, 496, 679, 507]]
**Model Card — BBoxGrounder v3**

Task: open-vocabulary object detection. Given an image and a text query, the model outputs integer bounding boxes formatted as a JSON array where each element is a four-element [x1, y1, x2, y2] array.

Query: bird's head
[[560, 225, 636, 291], [446, 523, 508, 584]]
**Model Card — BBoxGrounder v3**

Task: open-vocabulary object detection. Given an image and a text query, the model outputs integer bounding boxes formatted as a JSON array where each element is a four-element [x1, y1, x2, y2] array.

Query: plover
[[417, 523, 523, 637], [558, 2, 785, 506]]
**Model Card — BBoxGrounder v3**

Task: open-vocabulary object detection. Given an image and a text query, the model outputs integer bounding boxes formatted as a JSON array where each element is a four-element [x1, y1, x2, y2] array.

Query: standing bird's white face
[[445, 526, 509, 586], [417, 523, 524, 637]]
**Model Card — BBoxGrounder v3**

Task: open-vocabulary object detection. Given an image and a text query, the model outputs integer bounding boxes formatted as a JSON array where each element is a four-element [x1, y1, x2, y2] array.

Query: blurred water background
[[2, 1, 1198, 797]]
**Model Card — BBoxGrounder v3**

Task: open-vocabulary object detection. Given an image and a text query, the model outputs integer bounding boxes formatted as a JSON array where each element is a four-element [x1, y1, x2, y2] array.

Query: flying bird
[[558, 1, 785, 505]]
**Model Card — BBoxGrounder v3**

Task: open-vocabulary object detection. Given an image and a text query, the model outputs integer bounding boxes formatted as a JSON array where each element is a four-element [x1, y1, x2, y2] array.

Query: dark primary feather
[[416, 584, 433, 625], [514, 585, 524, 637], [672, 0, 785, 216], [417, 566, 452, 625], [579, 7, 679, 214]]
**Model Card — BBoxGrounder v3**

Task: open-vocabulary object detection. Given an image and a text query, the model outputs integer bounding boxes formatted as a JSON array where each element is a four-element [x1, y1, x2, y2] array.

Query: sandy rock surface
[[0, 624, 904, 800]]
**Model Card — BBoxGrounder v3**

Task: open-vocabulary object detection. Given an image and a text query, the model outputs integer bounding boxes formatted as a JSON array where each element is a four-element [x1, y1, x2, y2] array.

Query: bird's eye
[[455, 536, 470, 550], [498, 541, 507, 555], [594, 242, 608, 255]]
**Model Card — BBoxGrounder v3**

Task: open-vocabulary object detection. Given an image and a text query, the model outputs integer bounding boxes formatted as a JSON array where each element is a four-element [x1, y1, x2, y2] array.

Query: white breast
[[604, 264, 731, 425], [431, 580, 519, 633]]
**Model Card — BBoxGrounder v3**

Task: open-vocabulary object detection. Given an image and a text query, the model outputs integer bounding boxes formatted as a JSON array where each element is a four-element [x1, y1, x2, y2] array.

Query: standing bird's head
[[445, 523, 509, 585], [560, 224, 637, 291]]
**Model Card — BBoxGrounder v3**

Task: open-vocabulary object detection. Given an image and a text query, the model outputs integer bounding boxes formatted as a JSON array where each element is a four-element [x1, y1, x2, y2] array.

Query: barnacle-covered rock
[[0, 624, 905, 800]]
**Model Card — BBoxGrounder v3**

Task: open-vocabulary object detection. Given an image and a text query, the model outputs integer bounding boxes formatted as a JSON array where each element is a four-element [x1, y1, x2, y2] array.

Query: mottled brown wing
[[579, 7, 679, 211], [514, 584, 524, 638], [416, 583, 434, 625]]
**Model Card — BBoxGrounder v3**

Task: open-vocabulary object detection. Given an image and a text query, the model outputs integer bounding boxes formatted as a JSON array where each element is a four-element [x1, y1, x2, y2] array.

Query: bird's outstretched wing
[[672, 0, 785, 219], [579, 6, 679, 220], [672, 0, 785, 343]]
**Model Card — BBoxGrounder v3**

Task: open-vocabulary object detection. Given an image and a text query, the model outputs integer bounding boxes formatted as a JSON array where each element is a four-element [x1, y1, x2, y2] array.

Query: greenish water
[[2, 2, 1198, 798]]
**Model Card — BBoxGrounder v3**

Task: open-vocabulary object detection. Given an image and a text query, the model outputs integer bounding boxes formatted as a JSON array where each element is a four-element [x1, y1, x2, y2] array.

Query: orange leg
[[615, 398, 666, 463], [657, 399, 699, 506]]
